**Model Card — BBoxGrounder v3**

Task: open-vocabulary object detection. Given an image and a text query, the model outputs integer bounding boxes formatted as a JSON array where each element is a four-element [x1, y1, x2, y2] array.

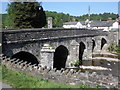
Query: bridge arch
[[53, 45, 69, 70], [11, 51, 39, 65], [101, 38, 107, 50], [79, 42, 86, 65], [92, 39, 96, 52]]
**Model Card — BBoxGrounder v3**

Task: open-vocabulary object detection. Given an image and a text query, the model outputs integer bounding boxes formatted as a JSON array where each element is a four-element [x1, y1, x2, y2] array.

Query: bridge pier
[[40, 44, 55, 68], [82, 40, 93, 66], [68, 40, 79, 66]]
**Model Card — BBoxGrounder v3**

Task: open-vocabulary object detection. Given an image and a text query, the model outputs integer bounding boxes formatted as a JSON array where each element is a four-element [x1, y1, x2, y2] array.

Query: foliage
[[78, 13, 119, 21], [45, 12, 118, 28], [2, 11, 118, 29], [0, 65, 2, 81], [45, 11, 74, 28], [1, 65, 90, 88], [96, 84, 101, 88], [4, 1, 46, 29], [74, 60, 81, 66], [115, 46, 120, 53], [108, 43, 120, 53], [4, 14, 14, 29], [108, 43, 117, 52], [70, 60, 81, 67]]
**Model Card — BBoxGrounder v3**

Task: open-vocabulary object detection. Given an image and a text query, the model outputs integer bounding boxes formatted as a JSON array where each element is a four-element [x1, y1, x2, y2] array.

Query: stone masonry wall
[[1, 54, 119, 88], [2, 29, 119, 69], [2, 28, 106, 44], [106, 31, 120, 46]]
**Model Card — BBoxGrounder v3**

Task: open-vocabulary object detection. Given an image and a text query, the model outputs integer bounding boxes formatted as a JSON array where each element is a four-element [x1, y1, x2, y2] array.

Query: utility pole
[[86, 5, 91, 28], [118, 1, 120, 46], [88, 5, 90, 21]]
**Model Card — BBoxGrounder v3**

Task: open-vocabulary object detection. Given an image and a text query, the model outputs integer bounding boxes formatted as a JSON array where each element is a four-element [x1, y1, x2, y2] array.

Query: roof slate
[[63, 22, 78, 25], [63, 21, 114, 27], [90, 21, 114, 27]]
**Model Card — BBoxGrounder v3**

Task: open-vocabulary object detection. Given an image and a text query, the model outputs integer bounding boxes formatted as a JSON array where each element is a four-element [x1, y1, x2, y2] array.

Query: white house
[[63, 20, 119, 31], [63, 21, 86, 28], [90, 21, 119, 31], [110, 21, 119, 30]]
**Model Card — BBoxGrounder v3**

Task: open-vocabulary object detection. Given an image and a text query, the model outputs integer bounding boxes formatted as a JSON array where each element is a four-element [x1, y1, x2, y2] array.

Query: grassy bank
[[1, 65, 90, 88]]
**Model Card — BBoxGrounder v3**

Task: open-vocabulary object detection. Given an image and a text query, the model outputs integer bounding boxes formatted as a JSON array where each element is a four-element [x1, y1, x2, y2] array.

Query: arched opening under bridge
[[79, 42, 86, 65], [12, 51, 39, 65], [53, 45, 69, 70], [92, 39, 96, 52], [101, 38, 107, 50]]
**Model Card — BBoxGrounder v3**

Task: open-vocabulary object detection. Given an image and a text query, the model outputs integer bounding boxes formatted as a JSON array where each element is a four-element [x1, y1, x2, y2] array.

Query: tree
[[6, 1, 46, 29]]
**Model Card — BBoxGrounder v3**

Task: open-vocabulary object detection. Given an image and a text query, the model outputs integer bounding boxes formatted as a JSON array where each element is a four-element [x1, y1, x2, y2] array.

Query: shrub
[[108, 43, 117, 52], [115, 46, 120, 53], [70, 60, 82, 67], [108, 43, 120, 53]]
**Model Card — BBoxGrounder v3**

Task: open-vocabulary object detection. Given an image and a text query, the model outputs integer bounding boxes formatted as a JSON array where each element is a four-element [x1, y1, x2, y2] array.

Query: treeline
[[2, 11, 119, 29], [45, 11, 118, 28], [77, 13, 119, 21], [1, 14, 7, 29], [45, 11, 75, 28]]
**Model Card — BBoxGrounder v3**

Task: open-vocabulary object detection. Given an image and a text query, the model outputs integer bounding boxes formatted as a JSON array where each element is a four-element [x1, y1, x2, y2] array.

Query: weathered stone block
[[82, 60, 92, 66]]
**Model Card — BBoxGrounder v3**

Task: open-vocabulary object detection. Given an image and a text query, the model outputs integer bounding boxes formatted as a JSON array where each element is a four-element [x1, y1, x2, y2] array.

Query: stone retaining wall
[[1, 54, 119, 88]]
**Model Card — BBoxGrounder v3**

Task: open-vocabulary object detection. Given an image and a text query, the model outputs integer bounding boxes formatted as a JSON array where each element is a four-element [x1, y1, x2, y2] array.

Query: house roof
[[80, 21, 86, 25], [90, 21, 114, 27], [63, 22, 78, 25], [63, 21, 86, 25], [63, 21, 114, 27]]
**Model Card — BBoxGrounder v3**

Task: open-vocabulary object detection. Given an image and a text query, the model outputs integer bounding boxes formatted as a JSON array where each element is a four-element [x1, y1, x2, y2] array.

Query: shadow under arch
[[53, 45, 69, 70], [92, 39, 96, 52], [79, 42, 86, 65], [11, 51, 39, 65], [101, 38, 107, 50]]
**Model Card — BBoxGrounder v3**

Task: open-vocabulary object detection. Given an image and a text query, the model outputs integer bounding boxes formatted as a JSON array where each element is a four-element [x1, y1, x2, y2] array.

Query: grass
[[0, 65, 2, 81], [1, 65, 90, 88]]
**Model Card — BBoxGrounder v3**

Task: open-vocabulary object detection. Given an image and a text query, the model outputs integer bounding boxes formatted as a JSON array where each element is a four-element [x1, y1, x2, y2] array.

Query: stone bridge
[[1, 28, 119, 69]]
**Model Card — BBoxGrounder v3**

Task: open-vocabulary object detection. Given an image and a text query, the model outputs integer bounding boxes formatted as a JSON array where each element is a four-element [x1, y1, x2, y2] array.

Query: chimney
[[47, 17, 53, 29]]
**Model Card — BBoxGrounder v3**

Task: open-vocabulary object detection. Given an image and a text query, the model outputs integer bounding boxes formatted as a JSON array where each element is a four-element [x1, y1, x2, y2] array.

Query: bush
[[70, 60, 82, 67], [108, 43, 120, 53], [108, 43, 117, 52], [115, 46, 120, 53]]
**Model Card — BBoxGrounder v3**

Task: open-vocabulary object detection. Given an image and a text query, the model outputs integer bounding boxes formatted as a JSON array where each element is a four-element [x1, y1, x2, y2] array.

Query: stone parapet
[[2, 28, 107, 44]]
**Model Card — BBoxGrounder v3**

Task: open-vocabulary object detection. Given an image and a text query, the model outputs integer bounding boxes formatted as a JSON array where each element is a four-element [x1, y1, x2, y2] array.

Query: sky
[[1, 1, 119, 16]]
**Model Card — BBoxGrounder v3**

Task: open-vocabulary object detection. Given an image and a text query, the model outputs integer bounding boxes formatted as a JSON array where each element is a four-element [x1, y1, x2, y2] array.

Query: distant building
[[63, 20, 119, 31], [89, 21, 119, 31], [111, 21, 119, 30], [63, 21, 86, 28]]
